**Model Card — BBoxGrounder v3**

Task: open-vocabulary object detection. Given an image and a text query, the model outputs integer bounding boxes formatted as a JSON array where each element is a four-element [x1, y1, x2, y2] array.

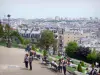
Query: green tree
[[0, 24, 4, 38], [32, 44, 36, 51], [65, 41, 78, 56], [96, 52, 100, 65], [77, 64, 83, 72], [40, 30, 55, 51], [23, 39, 31, 45], [0, 24, 24, 47], [87, 49, 97, 63]]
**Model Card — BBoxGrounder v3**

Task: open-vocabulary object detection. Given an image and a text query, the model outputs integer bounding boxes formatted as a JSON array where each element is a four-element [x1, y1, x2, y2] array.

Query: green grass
[[66, 66, 76, 73], [0, 42, 6, 46]]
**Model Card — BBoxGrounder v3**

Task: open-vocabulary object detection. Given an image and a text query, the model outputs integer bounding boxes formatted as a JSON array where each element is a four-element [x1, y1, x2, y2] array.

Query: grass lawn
[[66, 66, 76, 73], [0, 42, 6, 46]]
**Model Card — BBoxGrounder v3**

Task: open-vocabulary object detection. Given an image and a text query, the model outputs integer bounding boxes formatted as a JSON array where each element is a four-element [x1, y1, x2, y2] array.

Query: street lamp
[[7, 14, 11, 48], [7, 14, 11, 25]]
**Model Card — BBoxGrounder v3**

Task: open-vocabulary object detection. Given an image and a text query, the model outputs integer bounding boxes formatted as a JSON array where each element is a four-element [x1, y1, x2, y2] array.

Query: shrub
[[32, 44, 36, 51], [43, 50, 47, 56], [81, 61, 85, 67], [77, 64, 83, 72], [87, 49, 97, 63], [76, 46, 91, 58], [96, 52, 100, 64], [65, 42, 78, 57], [92, 63, 95, 68]]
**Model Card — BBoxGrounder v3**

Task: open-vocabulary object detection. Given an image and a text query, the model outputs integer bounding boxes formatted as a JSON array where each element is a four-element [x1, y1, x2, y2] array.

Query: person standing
[[58, 59, 62, 73], [62, 60, 67, 75], [29, 55, 33, 70], [24, 54, 29, 68]]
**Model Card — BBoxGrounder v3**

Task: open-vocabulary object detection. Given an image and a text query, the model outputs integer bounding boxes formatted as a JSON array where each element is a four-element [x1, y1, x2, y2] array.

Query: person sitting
[[89, 68, 98, 75], [51, 60, 58, 70], [69, 62, 77, 67], [98, 69, 100, 75]]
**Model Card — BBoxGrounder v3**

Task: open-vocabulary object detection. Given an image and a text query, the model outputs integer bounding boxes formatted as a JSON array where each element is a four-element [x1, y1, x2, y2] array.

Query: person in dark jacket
[[62, 60, 67, 75], [29, 55, 33, 70]]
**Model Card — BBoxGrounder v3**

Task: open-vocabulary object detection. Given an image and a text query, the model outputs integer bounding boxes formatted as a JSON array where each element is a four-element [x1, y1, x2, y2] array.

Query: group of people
[[58, 58, 69, 75], [51, 58, 68, 75], [24, 52, 33, 70], [89, 68, 100, 75], [24, 45, 34, 70]]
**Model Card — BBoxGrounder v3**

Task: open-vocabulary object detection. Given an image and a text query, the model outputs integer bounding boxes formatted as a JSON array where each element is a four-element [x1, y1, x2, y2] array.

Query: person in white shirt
[[24, 54, 29, 68]]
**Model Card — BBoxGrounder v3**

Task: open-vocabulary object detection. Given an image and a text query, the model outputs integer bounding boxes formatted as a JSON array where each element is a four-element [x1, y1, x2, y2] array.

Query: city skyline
[[0, 0, 100, 19]]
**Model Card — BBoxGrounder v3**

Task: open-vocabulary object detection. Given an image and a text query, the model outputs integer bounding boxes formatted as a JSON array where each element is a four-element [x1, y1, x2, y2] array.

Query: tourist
[[58, 59, 62, 73], [98, 69, 100, 75], [29, 55, 33, 70], [86, 68, 89, 74], [95, 62, 99, 68], [89, 68, 98, 75], [25, 44, 31, 53], [62, 60, 67, 75], [24, 54, 29, 68]]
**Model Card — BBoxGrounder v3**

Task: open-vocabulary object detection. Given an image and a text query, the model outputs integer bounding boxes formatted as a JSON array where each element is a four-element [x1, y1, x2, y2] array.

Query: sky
[[0, 0, 100, 19]]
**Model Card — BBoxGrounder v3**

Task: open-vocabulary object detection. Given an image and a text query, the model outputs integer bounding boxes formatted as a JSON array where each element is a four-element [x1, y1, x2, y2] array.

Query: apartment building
[[63, 32, 90, 46]]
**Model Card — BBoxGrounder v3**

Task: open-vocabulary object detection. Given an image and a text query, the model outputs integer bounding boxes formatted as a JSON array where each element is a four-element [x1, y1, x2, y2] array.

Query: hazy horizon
[[0, 0, 100, 19]]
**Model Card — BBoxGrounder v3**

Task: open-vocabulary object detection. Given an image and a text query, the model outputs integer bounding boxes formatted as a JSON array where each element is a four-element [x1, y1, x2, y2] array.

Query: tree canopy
[[87, 49, 97, 63], [40, 30, 55, 50], [65, 41, 78, 56]]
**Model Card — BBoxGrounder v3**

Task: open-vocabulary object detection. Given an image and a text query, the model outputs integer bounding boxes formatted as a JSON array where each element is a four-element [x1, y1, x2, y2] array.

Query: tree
[[76, 46, 91, 58], [87, 49, 97, 63], [32, 44, 36, 51], [40, 30, 55, 51], [77, 64, 83, 72], [0, 24, 24, 47], [65, 42, 78, 56], [0, 24, 4, 38], [23, 39, 31, 45]]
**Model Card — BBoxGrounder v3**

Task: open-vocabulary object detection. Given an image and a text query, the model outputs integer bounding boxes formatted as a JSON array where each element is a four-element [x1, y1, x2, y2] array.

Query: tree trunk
[[53, 50, 56, 55], [7, 38, 11, 48], [46, 45, 49, 51]]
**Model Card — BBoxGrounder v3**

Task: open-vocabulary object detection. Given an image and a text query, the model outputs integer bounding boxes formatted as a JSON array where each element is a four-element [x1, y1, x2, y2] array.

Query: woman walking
[[24, 54, 29, 68]]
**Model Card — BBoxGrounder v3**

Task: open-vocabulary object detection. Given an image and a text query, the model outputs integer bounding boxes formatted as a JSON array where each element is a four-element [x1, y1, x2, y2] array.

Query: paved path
[[0, 46, 71, 75]]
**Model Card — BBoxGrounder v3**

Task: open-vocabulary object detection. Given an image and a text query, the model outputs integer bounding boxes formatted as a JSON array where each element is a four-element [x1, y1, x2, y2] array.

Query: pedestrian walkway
[[0, 46, 71, 75]]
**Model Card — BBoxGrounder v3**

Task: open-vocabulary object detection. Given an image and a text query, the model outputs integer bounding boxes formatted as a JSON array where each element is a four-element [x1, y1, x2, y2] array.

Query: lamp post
[[7, 14, 11, 48]]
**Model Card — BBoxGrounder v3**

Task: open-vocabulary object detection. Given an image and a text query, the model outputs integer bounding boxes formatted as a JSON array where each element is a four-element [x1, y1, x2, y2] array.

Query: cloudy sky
[[0, 0, 100, 19]]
